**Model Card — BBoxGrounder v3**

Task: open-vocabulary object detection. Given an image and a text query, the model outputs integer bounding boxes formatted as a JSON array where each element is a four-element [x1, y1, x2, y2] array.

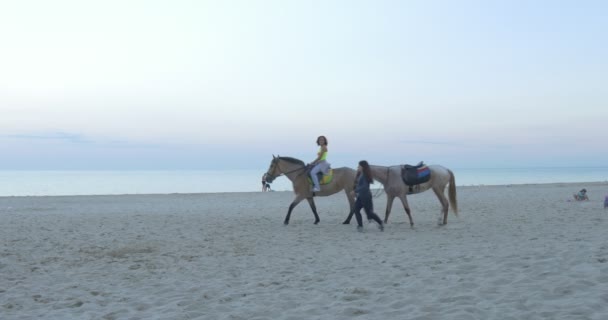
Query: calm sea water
[[1, 167, 607, 196]]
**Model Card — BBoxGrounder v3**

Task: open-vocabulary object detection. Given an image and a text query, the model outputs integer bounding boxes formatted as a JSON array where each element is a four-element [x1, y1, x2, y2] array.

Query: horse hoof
[[284, 221, 289, 225], [342, 221, 350, 225], [314, 221, 320, 225]]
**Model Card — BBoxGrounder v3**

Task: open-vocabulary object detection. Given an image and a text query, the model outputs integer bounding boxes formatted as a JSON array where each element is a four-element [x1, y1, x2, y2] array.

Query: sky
[[1, 0, 607, 170]]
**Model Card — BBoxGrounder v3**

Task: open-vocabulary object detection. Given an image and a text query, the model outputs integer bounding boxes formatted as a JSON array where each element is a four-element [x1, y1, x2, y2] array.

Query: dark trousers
[[354, 193, 383, 227]]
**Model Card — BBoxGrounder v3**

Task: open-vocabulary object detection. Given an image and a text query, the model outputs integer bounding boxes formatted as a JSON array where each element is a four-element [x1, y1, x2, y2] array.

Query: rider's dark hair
[[316, 135, 328, 146]]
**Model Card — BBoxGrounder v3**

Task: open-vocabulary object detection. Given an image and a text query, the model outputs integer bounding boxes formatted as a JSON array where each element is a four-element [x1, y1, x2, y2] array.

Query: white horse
[[343, 164, 458, 226]]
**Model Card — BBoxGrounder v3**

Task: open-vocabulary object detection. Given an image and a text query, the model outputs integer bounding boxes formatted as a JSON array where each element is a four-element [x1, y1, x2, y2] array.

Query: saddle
[[307, 168, 334, 185], [401, 161, 431, 193]]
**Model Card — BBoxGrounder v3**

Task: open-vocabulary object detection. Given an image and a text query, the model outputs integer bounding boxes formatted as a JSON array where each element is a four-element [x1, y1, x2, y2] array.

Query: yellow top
[[319, 147, 327, 161]]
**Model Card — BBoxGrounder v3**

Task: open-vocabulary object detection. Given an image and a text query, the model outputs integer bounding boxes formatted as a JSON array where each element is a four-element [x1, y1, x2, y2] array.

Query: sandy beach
[[1, 182, 607, 320]]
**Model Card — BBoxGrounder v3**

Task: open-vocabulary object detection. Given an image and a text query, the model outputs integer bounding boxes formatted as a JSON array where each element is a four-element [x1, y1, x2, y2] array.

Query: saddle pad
[[401, 165, 431, 186], [308, 169, 334, 185]]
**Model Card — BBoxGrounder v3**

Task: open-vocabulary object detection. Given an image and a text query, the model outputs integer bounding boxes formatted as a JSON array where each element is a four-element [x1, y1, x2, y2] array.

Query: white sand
[[1, 183, 607, 320]]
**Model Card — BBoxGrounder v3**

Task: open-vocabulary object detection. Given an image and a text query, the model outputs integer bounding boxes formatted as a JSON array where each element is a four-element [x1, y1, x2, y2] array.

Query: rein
[[269, 159, 308, 180], [372, 167, 389, 198], [372, 166, 399, 198]]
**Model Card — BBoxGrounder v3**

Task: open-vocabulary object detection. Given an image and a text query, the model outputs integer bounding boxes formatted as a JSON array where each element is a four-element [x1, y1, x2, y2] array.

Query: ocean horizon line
[[2, 165, 608, 171], [1, 167, 607, 197]]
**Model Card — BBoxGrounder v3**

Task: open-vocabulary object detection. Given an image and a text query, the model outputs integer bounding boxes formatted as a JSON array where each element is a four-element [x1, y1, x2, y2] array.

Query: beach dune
[[1, 183, 607, 319]]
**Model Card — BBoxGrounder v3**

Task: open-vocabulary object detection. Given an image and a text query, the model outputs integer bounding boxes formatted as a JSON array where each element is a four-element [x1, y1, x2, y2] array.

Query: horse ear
[[272, 154, 276, 159]]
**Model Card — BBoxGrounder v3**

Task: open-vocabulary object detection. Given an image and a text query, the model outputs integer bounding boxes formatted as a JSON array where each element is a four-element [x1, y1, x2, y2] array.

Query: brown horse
[[264, 156, 356, 225], [343, 164, 458, 226]]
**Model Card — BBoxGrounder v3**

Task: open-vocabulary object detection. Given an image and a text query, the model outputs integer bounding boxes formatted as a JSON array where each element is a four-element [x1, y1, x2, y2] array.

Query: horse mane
[[278, 156, 305, 166]]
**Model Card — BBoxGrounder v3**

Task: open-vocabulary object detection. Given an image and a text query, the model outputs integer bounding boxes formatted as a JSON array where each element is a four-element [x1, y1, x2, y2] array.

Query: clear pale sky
[[1, 0, 607, 170]]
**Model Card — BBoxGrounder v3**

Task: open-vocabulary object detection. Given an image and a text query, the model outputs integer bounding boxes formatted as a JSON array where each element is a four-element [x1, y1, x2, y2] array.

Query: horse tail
[[448, 169, 458, 216]]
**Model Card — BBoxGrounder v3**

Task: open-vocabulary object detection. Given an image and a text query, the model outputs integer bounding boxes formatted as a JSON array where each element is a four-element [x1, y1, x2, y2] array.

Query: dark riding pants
[[354, 193, 382, 227]]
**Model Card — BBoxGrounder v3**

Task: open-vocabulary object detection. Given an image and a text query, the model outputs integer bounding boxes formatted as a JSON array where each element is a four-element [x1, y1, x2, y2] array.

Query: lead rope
[[372, 187, 384, 198], [372, 167, 389, 198]]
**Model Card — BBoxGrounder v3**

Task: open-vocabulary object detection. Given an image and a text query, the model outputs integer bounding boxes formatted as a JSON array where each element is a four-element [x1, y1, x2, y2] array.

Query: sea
[[1, 167, 607, 197]]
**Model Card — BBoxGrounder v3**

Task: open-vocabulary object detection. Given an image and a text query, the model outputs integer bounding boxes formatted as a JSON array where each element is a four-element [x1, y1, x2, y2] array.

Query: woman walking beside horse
[[353, 160, 384, 232]]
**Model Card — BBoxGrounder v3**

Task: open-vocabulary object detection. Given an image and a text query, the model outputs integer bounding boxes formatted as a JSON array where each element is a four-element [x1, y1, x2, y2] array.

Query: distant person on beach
[[604, 194, 608, 209], [262, 174, 272, 192], [573, 188, 589, 201], [309, 135, 330, 192], [352, 160, 384, 232]]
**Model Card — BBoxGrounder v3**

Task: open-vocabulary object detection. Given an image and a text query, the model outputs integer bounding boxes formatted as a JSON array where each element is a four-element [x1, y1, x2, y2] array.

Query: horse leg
[[432, 187, 449, 225], [342, 189, 356, 224], [343, 212, 354, 224], [306, 198, 321, 224], [384, 195, 395, 224], [398, 194, 414, 227], [284, 195, 306, 225]]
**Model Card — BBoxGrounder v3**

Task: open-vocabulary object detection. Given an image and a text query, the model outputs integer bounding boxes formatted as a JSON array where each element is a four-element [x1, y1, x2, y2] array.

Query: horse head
[[265, 155, 307, 183], [264, 155, 281, 183]]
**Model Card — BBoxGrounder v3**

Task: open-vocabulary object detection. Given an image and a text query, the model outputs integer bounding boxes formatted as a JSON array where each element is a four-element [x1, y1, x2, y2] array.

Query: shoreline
[[1, 180, 607, 199]]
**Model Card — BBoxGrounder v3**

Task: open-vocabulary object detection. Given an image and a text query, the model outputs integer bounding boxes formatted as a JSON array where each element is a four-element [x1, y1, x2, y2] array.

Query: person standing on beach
[[309, 135, 330, 192], [353, 160, 384, 232], [262, 173, 270, 192]]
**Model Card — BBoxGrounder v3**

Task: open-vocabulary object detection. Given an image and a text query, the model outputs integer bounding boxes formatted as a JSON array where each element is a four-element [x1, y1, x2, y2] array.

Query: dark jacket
[[355, 173, 372, 197]]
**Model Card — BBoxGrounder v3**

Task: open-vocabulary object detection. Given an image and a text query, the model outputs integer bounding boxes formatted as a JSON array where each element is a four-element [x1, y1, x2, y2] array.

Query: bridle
[[266, 158, 308, 182]]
